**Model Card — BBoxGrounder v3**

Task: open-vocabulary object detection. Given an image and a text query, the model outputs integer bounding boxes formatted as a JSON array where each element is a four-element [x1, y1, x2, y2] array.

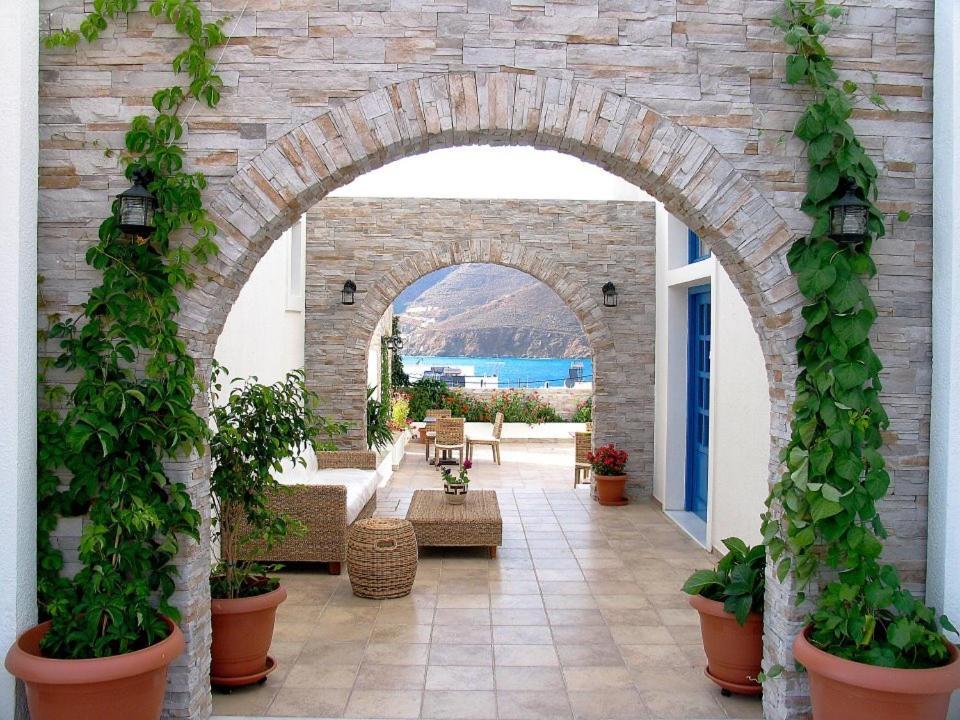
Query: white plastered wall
[[366, 309, 395, 399], [0, 2, 38, 717], [654, 205, 770, 550], [214, 216, 306, 385], [929, 0, 960, 659]]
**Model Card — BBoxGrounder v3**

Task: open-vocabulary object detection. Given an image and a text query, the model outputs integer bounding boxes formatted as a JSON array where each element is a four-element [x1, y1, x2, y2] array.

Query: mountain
[[398, 264, 590, 359]]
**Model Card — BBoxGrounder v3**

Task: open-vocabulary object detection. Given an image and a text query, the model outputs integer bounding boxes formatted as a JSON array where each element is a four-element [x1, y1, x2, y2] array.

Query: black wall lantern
[[829, 177, 871, 246], [117, 168, 158, 237], [386, 334, 404, 352], [602, 281, 618, 308], [341, 279, 357, 305]]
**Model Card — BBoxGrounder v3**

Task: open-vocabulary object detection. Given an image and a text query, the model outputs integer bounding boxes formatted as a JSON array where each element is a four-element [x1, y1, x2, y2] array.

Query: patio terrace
[[212, 442, 763, 720]]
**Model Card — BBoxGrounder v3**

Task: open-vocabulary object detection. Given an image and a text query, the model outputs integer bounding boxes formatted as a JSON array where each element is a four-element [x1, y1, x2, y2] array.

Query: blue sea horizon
[[401, 355, 593, 390]]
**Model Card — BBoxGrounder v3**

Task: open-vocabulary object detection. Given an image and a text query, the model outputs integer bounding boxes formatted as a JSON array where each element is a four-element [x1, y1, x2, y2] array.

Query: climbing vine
[[763, 0, 954, 668], [37, 0, 225, 658]]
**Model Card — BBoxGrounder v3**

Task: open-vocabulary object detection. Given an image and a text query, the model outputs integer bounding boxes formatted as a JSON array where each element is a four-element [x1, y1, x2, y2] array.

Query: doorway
[[685, 284, 711, 522]]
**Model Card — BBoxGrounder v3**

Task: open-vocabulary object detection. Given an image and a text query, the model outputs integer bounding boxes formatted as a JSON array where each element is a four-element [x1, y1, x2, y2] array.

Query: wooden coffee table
[[405, 490, 503, 558]]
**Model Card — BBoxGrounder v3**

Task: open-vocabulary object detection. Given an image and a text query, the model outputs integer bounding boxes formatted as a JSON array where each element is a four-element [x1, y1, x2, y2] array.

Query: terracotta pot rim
[[688, 594, 763, 625], [211, 583, 287, 615], [594, 474, 627, 481], [794, 625, 960, 695], [4, 615, 184, 685]]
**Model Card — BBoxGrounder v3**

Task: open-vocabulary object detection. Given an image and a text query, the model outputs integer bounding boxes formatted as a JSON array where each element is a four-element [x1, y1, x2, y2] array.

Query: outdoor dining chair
[[466, 411, 504, 465], [433, 417, 466, 467], [574, 431, 592, 488], [424, 408, 452, 462]]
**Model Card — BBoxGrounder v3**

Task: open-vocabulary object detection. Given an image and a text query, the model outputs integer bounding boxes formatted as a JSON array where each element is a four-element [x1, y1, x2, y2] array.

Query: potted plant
[[791, 566, 960, 720], [208, 363, 345, 687], [682, 538, 765, 696], [366, 386, 393, 451], [587, 443, 628, 506], [441, 459, 472, 504]]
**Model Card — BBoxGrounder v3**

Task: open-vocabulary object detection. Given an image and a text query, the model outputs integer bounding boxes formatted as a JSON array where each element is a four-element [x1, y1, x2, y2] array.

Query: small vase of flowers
[[442, 460, 472, 504], [587, 443, 629, 506]]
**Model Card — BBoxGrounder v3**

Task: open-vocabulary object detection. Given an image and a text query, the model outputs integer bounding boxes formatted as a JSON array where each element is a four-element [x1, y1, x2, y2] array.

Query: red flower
[[586, 443, 628, 475], [463, 459, 473, 470]]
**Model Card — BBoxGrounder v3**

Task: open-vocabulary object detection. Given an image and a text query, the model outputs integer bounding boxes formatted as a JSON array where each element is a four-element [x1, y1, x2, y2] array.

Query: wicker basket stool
[[347, 518, 419, 599]]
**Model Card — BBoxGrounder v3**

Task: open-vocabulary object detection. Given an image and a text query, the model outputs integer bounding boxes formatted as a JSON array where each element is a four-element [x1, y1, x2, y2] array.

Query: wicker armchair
[[574, 431, 592, 488], [239, 450, 378, 575], [467, 411, 504, 465], [424, 408, 452, 461], [434, 416, 466, 466]]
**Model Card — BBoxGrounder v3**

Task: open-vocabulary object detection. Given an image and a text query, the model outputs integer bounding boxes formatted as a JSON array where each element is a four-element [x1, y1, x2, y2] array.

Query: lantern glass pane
[[120, 197, 154, 230]]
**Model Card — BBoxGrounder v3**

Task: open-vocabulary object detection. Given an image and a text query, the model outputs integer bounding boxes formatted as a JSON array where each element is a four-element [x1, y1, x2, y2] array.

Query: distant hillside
[[399, 264, 590, 359]]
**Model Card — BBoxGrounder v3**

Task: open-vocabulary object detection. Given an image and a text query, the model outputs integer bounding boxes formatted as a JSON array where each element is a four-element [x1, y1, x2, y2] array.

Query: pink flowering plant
[[587, 444, 628, 476], [441, 458, 472, 485]]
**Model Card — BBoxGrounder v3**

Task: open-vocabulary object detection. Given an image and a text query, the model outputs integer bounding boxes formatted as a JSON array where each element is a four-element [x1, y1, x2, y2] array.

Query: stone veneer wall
[[305, 198, 655, 484], [35, 3, 935, 716]]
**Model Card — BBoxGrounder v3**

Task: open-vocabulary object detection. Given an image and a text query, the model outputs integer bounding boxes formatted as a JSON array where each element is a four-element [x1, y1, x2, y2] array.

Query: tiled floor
[[213, 441, 763, 720]]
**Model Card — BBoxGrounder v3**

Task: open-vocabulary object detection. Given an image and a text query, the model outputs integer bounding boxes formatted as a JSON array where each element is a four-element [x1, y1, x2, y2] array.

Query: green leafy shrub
[[441, 389, 564, 424], [366, 387, 393, 451], [209, 363, 346, 600], [682, 538, 765, 626], [390, 391, 411, 430], [407, 378, 448, 421], [572, 398, 592, 423]]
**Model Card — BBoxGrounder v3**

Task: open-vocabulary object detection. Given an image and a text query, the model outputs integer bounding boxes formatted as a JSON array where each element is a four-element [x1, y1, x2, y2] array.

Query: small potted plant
[[441, 459, 472, 504], [682, 538, 765, 696], [587, 443, 628, 506], [208, 362, 344, 687], [792, 565, 960, 720]]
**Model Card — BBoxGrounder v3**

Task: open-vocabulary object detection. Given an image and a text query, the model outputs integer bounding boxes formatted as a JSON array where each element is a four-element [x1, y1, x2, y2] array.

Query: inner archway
[[185, 72, 802, 719]]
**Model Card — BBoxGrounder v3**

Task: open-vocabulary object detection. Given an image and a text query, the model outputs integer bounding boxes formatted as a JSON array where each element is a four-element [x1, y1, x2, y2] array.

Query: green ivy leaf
[[808, 163, 840, 203], [797, 265, 837, 296]]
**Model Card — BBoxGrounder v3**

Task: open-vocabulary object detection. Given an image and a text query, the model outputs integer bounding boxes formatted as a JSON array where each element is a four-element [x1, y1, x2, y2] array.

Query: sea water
[[401, 355, 593, 389]]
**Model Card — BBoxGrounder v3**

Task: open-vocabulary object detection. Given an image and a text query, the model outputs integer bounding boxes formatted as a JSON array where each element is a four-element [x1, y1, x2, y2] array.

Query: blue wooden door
[[685, 285, 711, 521]]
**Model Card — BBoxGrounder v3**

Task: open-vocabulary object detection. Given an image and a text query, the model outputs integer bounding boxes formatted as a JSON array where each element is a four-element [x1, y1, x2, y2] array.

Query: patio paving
[[213, 441, 763, 720]]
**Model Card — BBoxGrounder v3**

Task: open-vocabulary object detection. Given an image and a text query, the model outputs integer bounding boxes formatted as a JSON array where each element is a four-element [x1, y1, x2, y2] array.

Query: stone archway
[[301, 198, 654, 480], [175, 71, 804, 720]]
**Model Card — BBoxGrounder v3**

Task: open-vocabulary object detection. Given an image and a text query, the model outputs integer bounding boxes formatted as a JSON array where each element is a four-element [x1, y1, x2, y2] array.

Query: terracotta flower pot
[[4, 616, 184, 720], [688, 594, 763, 695], [794, 625, 960, 720], [210, 584, 287, 686], [594, 473, 628, 506]]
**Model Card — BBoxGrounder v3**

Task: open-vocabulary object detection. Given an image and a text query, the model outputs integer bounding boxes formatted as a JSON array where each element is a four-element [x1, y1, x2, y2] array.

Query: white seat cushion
[[467, 433, 496, 443], [273, 449, 380, 524]]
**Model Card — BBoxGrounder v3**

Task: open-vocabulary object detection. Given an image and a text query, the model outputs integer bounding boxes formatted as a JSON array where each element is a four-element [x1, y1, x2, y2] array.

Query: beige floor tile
[[655, 608, 700, 626], [344, 689, 423, 719], [491, 608, 549, 626], [430, 643, 494, 666], [353, 662, 426, 690], [430, 624, 492, 644], [437, 593, 491, 609], [494, 643, 560, 666], [491, 594, 545, 609], [549, 624, 614, 645], [310, 620, 374, 643], [421, 690, 498, 719], [283, 660, 358, 689], [638, 688, 725, 719], [494, 665, 565, 691], [266, 687, 350, 717], [567, 689, 649, 720], [543, 594, 598, 610], [556, 642, 624, 667], [298, 640, 366, 666], [716, 689, 764, 718], [497, 690, 573, 720], [434, 608, 491, 626], [363, 642, 429, 666], [547, 609, 606, 626], [492, 625, 554, 645], [618, 643, 691, 669], [369, 623, 433, 643], [562, 665, 634, 691], [426, 665, 495, 691], [608, 625, 675, 645], [212, 684, 278, 717]]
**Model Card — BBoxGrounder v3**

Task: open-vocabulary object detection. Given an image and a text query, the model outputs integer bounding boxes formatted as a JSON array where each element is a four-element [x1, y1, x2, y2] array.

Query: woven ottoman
[[347, 518, 418, 599]]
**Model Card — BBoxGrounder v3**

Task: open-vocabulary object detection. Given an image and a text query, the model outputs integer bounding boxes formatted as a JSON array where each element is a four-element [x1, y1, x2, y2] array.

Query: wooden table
[[405, 490, 503, 558]]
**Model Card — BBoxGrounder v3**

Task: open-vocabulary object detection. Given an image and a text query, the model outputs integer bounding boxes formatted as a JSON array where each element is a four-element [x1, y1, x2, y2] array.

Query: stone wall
[[305, 198, 655, 483], [34, 3, 935, 716]]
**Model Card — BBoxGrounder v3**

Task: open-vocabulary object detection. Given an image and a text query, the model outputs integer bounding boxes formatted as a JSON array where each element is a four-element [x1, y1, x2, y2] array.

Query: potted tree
[[682, 538, 765, 696], [587, 443, 629, 506], [208, 363, 344, 687]]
